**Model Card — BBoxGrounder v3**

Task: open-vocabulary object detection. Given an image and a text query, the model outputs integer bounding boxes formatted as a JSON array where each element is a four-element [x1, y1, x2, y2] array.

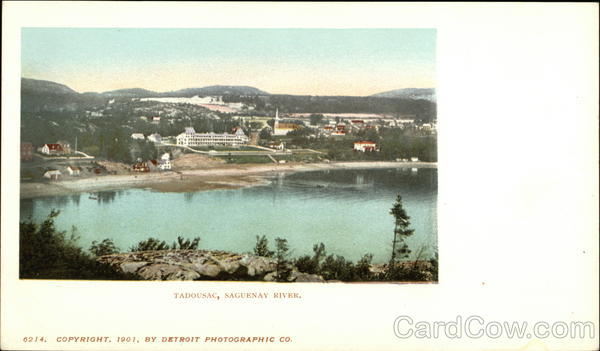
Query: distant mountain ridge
[[23, 78, 435, 100], [165, 85, 270, 97], [101, 88, 159, 97], [371, 88, 436, 101], [21, 78, 79, 95]]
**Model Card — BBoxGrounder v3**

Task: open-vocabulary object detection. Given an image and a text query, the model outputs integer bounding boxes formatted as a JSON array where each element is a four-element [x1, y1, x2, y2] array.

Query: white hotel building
[[176, 127, 249, 147]]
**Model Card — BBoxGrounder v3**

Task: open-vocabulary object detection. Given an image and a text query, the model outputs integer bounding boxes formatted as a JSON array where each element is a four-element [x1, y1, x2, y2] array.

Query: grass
[[271, 153, 322, 163], [217, 155, 274, 164], [190, 145, 263, 152]]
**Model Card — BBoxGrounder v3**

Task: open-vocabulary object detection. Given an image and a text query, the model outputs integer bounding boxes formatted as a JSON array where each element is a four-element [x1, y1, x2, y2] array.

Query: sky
[[21, 28, 436, 96]]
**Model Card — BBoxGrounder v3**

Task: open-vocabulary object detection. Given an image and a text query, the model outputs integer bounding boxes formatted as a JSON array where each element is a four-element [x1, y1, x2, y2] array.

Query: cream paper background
[[2, 2, 598, 351]]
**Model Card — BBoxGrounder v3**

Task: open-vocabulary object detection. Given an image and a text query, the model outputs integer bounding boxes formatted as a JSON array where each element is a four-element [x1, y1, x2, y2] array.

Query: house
[[43, 170, 62, 181], [131, 133, 145, 140], [56, 140, 71, 154], [147, 133, 162, 143], [151, 116, 161, 124], [67, 166, 82, 176], [132, 162, 149, 172], [21, 142, 33, 161], [410, 157, 419, 162], [267, 141, 285, 151], [158, 153, 171, 171], [41, 143, 64, 155], [331, 131, 346, 136], [353, 141, 378, 152]]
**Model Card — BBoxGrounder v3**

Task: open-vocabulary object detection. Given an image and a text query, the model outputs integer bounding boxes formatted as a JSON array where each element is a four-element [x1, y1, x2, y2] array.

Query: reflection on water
[[20, 168, 437, 263]]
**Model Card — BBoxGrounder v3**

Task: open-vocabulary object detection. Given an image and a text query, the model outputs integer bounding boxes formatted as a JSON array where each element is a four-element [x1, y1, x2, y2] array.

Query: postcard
[[2, 2, 598, 351]]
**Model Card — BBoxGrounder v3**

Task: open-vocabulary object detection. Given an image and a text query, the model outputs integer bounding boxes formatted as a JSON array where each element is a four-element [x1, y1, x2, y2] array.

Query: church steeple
[[274, 108, 280, 129]]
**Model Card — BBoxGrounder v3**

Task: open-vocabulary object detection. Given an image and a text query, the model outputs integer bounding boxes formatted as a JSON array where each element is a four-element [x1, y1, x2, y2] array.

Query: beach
[[20, 161, 437, 199]]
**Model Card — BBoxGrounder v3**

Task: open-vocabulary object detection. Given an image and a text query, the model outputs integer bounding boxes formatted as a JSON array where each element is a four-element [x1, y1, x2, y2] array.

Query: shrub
[[253, 235, 274, 257], [89, 239, 120, 256], [320, 254, 356, 281], [172, 236, 201, 250], [294, 242, 326, 274], [129, 237, 170, 252]]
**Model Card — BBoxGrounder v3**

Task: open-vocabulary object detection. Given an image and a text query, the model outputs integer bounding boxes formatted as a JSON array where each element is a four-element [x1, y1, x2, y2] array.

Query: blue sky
[[22, 28, 436, 96]]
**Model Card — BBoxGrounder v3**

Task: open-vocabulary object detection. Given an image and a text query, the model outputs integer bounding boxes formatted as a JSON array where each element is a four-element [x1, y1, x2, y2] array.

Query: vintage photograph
[[4, 3, 599, 351], [18, 28, 438, 282]]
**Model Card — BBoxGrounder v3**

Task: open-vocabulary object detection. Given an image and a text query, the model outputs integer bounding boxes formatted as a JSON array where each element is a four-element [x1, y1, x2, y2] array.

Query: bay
[[20, 168, 437, 263]]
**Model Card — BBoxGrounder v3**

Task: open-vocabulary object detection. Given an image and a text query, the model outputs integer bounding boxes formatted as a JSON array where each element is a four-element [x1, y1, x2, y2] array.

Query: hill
[[371, 88, 436, 101], [21, 78, 79, 95], [21, 78, 106, 112], [165, 85, 270, 97], [101, 88, 160, 98]]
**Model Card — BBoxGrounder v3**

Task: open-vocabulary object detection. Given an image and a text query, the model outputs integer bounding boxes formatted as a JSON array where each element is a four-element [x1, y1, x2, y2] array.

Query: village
[[20, 94, 436, 184]]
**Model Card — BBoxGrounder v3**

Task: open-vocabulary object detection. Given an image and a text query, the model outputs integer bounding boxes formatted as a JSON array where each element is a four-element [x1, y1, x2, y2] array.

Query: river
[[20, 167, 437, 263]]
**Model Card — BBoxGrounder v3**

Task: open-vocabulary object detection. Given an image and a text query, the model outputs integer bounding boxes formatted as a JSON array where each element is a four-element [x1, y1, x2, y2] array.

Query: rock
[[192, 260, 221, 277], [168, 266, 201, 281], [137, 263, 180, 280], [241, 255, 276, 277], [263, 272, 277, 282], [120, 261, 148, 274], [99, 250, 277, 281], [137, 263, 200, 280], [290, 271, 325, 283]]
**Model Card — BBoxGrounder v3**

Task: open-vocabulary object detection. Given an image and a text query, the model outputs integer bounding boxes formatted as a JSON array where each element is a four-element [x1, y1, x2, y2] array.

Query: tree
[[389, 195, 415, 265], [309, 113, 324, 126], [259, 127, 272, 141], [172, 236, 201, 250], [253, 235, 274, 257], [90, 239, 120, 256], [129, 237, 170, 252], [294, 242, 326, 274], [274, 237, 292, 282]]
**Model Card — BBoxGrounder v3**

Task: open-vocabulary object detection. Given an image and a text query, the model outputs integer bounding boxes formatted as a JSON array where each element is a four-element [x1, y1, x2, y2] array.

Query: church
[[272, 109, 300, 136]]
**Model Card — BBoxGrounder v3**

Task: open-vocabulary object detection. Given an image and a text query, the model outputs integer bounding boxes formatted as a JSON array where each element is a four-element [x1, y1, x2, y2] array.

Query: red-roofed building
[[41, 143, 64, 155], [133, 162, 150, 172]]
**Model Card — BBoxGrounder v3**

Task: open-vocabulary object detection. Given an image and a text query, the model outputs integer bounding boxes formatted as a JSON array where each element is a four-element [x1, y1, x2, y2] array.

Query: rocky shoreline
[[97, 249, 327, 282], [97, 249, 436, 283]]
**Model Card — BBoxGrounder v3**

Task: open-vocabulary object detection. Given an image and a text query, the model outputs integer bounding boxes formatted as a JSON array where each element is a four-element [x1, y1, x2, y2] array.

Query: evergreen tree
[[389, 195, 415, 265], [274, 237, 292, 282]]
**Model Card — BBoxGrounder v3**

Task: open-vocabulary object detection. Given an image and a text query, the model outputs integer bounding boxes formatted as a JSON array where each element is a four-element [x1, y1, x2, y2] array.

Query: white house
[[44, 170, 62, 181], [159, 153, 171, 170], [67, 166, 81, 176], [353, 141, 378, 152], [410, 157, 419, 162], [147, 133, 162, 143], [131, 133, 145, 140], [267, 141, 285, 151], [176, 127, 249, 147], [151, 116, 161, 124]]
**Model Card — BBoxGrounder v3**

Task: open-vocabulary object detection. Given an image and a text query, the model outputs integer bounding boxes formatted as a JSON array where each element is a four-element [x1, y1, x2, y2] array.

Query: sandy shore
[[20, 161, 436, 199]]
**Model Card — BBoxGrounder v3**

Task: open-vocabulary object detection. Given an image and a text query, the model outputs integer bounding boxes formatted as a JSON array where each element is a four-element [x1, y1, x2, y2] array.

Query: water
[[20, 168, 437, 263]]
